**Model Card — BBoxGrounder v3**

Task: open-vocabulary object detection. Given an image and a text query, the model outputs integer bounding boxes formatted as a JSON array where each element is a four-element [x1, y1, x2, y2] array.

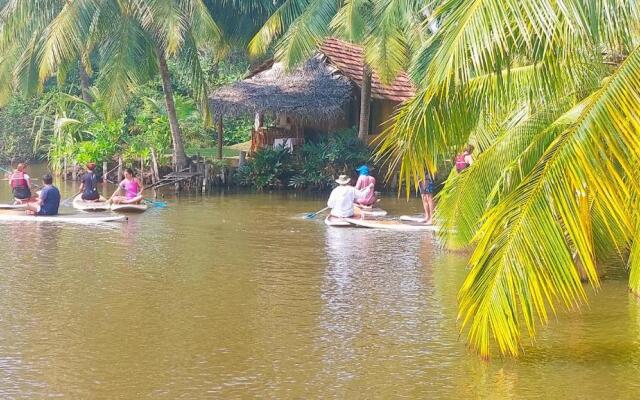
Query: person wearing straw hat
[[79, 162, 101, 201], [327, 174, 374, 218], [354, 165, 377, 207]]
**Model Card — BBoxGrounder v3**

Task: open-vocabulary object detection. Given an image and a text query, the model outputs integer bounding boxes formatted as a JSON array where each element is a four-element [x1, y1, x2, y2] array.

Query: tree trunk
[[217, 116, 224, 160], [157, 49, 188, 170], [358, 64, 372, 142], [78, 60, 93, 103]]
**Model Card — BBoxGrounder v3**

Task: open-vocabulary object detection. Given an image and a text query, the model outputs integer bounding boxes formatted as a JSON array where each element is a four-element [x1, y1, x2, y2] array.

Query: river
[[0, 170, 639, 398]]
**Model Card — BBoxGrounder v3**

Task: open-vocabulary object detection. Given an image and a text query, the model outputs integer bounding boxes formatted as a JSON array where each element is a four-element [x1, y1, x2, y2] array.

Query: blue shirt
[[39, 185, 60, 216]]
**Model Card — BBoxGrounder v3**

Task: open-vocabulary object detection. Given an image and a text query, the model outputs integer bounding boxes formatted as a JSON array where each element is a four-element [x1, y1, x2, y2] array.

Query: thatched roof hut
[[209, 55, 354, 123]]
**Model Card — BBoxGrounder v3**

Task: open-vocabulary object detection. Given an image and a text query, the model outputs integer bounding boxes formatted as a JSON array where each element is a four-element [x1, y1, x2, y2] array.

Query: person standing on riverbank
[[9, 163, 32, 204], [327, 175, 374, 218], [26, 174, 60, 216], [354, 165, 377, 207]]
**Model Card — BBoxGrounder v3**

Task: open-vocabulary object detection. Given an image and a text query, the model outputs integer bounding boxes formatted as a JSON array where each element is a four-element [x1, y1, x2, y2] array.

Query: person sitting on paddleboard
[[9, 163, 33, 204], [354, 165, 377, 207], [109, 168, 144, 204], [327, 174, 374, 218], [419, 172, 436, 225], [79, 162, 101, 201], [26, 174, 60, 216], [454, 144, 474, 173]]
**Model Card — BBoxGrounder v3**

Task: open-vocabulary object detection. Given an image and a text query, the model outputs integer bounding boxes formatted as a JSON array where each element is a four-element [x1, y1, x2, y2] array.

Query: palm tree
[[377, 0, 640, 357], [0, 0, 238, 169], [248, 0, 425, 141]]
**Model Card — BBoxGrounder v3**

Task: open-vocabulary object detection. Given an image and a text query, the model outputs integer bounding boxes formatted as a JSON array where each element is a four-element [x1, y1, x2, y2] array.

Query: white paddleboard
[[354, 205, 388, 217], [400, 215, 427, 223], [0, 212, 126, 224], [324, 215, 353, 227], [344, 217, 439, 232], [0, 203, 27, 210], [72, 195, 110, 211], [110, 203, 148, 213]]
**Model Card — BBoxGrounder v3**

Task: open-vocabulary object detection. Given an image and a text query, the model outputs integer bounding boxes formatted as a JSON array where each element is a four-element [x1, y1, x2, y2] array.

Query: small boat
[[324, 215, 353, 227], [72, 195, 110, 212], [0, 211, 126, 224], [110, 203, 148, 213], [344, 218, 439, 232]]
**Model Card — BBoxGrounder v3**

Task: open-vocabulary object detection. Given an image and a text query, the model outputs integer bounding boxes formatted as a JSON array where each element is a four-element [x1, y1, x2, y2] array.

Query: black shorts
[[13, 187, 31, 200], [82, 191, 100, 201]]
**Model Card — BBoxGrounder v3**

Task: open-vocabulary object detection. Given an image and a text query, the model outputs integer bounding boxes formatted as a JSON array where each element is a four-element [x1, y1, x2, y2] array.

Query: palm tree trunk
[[78, 60, 93, 103], [358, 64, 372, 142], [157, 49, 188, 170]]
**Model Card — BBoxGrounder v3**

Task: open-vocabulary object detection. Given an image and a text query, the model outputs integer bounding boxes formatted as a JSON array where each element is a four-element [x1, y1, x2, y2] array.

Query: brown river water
[[0, 168, 640, 398]]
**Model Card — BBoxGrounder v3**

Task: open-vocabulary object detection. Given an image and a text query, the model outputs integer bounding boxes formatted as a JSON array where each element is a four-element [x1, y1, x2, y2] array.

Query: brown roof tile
[[320, 38, 415, 102]]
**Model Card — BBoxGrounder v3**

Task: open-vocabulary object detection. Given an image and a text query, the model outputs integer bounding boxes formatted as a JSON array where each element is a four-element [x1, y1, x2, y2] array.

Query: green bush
[[234, 129, 372, 191], [289, 129, 371, 190], [234, 146, 294, 190]]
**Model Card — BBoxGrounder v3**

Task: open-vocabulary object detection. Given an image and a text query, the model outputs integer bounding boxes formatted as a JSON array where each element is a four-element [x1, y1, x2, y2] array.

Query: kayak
[[324, 215, 353, 227], [111, 203, 148, 213], [0, 211, 126, 224], [72, 195, 110, 211]]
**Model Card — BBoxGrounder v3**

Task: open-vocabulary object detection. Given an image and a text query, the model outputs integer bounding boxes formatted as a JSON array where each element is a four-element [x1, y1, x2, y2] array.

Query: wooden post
[[72, 161, 78, 181], [202, 162, 209, 194], [150, 149, 160, 184], [117, 157, 123, 181], [63, 158, 68, 181], [239, 151, 247, 167], [217, 116, 224, 160], [102, 161, 108, 182]]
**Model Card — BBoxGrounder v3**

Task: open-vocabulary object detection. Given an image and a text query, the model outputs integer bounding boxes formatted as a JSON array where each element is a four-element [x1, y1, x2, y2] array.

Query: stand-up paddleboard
[[0, 211, 126, 224], [354, 205, 388, 218], [110, 203, 148, 213], [72, 195, 110, 212], [343, 217, 439, 232], [324, 215, 353, 227], [0, 203, 27, 210], [400, 215, 427, 223]]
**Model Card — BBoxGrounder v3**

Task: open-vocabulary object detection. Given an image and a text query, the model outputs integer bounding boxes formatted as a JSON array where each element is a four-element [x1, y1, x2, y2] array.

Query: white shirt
[[327, 185, 371, 217]]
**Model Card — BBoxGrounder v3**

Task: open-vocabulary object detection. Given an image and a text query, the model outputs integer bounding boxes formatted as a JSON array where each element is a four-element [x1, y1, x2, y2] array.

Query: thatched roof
[[209, 55, 354, 123]]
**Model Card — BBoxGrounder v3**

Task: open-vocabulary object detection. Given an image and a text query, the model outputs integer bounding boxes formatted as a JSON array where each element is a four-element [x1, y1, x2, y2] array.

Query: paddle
[[304, 206, 329, 219], [61, 191, 82, 206]]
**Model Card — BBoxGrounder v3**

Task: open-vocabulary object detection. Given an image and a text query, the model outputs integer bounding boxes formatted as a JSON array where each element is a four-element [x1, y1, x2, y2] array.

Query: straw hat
[[335, 175, 351, 185]]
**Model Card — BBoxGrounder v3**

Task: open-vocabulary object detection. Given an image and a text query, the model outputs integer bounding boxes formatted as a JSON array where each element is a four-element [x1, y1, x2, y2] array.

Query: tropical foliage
[[236, 129, 371, 190], [376, 0, 640, 357]]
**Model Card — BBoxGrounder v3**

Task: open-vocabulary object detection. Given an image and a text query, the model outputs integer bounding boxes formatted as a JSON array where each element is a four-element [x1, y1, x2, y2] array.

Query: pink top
[[121, 178, 140, 200], [355, 175, 376, 206]]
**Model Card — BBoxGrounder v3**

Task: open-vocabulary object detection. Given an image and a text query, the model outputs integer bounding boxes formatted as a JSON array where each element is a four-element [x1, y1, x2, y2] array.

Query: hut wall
[[370, 99, 399, 136]]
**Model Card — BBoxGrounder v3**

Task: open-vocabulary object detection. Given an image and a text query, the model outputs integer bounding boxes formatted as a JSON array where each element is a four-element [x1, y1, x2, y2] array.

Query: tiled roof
[[320, 37, 415, 102]]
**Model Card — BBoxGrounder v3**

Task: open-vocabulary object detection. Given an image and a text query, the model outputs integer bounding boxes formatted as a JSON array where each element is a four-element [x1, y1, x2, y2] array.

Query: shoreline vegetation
[[1, 0, 639, 360]]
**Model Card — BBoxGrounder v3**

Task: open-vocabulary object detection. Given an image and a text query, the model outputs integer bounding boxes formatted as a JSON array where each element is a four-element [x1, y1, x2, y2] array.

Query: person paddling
[[26, 174, 60, 216], [109, 168, 144, 204], [454, 144, 475, 173], [354, 165, 377, 207], [327, 174, 374, 218], [78, 162, 101, 201], [9, 163, 33, 204]]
